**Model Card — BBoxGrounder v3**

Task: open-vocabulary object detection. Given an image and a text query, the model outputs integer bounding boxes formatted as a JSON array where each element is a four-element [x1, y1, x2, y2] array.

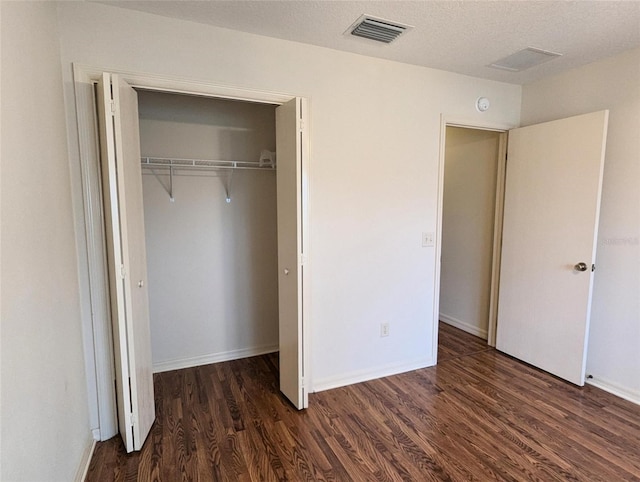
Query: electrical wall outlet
[[380, 323, 390, 337]]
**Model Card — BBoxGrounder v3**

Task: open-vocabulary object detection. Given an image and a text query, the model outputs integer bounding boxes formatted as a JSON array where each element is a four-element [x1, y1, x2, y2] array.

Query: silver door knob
[[574, 262, 588, 272], [283, 268, 290, 275]]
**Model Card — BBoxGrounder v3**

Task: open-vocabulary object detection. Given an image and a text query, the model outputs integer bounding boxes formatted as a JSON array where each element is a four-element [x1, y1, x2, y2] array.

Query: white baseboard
[[586, 376, 640, 406], [153, 344, 279, 373], [312, 358, 434, 393], [440, 313, 488, 340], [75, 436, 96, 482]]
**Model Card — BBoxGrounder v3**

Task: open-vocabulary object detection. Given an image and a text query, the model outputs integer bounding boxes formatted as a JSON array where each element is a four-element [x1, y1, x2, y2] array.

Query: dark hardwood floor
[[437, 321, 491, 362], [87, 323, 640, 481]]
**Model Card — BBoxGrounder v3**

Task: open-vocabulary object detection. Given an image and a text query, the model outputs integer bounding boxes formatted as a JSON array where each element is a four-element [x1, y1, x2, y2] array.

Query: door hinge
[[301, 376, 306, 388], [120, 264, 126, 279], [592, 264, 596, 272], [128, 377, 135, 427], [110, 99, 116, 115], [299, 119, 305, 131], [300, 254, 307, 266]]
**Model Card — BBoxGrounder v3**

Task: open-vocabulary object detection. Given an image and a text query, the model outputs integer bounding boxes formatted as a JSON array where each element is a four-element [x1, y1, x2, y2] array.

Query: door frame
[[73, 64, 311, 439], [433, 115, 514, 360]]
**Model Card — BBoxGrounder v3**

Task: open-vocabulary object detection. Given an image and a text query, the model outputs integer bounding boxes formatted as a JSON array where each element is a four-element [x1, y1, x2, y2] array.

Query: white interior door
[[96, 73, 156, 451], [497, 110, 608, 386], [276, 98, 308, 409]]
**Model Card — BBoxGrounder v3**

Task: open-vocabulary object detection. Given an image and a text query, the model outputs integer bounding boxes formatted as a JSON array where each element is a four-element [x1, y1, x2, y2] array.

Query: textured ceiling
[[98, 1, 640, 85]]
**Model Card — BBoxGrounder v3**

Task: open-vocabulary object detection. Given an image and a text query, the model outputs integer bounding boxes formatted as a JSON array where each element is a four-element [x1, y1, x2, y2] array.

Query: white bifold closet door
[[497, 110, 609, 386], [276, 98, 308, 410], [97, 72, 307, 444], [96, 73, 155, 452]]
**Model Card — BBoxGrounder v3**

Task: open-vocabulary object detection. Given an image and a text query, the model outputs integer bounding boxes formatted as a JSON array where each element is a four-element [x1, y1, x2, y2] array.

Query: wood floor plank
[[447, 351, 640, 479], [86, 324, 640, 481], [358, 378, 498, 480], [437, 321, 491, 362], [437, 357, 620, 481]]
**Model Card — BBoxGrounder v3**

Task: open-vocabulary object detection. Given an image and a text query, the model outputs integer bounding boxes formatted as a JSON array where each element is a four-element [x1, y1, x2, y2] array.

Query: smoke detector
[[346, 15, 413, 44]]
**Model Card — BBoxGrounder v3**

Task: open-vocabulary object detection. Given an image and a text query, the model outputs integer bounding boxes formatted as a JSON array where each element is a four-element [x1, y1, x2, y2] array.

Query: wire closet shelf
[[141, 156, 276, 171], [140, 156, 276, 203]]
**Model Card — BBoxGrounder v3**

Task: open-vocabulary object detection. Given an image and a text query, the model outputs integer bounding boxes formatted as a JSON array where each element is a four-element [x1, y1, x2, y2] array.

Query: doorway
[[436, 123, 508, 358], [436, 112, 608, 386]]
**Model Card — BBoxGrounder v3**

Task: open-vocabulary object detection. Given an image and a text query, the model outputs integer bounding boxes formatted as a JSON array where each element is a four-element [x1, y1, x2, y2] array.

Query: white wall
[[137, 91, 279, 370], [440, 127, 500, 339], [0, 2, 92, 480], [56, 1, 521, 394], [521, 47, 640, 403]]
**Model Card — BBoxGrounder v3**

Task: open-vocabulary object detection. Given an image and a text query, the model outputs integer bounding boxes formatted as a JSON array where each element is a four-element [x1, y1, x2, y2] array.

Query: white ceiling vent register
[[346, 15, 413, 44], [489, 47, 562, 72]]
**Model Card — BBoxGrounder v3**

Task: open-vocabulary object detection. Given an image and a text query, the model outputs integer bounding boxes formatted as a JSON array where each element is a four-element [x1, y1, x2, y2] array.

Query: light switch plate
[[422, 232, 435, 247]]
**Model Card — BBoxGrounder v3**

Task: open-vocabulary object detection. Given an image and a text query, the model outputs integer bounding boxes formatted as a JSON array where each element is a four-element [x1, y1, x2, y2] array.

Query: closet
[[92, 72, 308, 453], [137, 91, 280, 373]]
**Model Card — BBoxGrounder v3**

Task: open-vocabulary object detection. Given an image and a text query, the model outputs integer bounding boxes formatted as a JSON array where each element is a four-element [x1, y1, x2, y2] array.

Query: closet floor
[[86, 327, 640, 481]]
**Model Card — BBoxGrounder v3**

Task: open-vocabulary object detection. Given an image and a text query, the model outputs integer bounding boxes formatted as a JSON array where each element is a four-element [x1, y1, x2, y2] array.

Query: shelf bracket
[[169, 166, 174, 202], [221, 170, 233, 203], [149, 167, 175, 202]]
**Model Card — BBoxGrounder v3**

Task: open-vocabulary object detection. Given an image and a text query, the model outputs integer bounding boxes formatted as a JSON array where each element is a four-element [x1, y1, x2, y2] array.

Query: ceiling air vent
[[489, 47, 562, 72], [346, 15, 412, 44]]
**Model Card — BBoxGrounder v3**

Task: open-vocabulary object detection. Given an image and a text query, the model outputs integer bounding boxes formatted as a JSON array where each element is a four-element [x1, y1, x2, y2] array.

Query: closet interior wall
[[137, 90, 279, 371]]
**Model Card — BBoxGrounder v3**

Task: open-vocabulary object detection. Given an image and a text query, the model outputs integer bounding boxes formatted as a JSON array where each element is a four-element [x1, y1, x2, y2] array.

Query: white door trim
[[433, 115, 516, 361], [73, 63, 311, 438]]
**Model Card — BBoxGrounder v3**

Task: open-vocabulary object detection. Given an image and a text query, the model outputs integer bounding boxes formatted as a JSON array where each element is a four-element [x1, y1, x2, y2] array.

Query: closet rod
[[140, 157, 276, 171], [140, 156, 274, 203]]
